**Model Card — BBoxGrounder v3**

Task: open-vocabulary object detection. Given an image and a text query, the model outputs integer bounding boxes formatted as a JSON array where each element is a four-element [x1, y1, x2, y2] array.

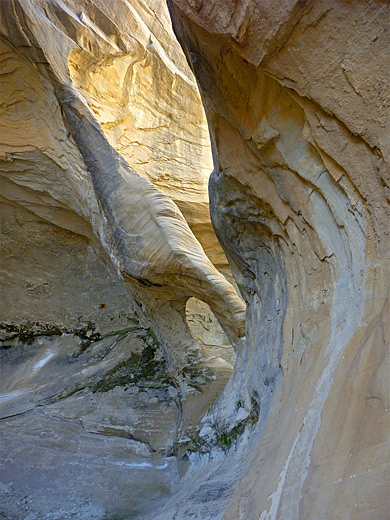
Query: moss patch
[[215, 398, 260, 451], [181, 397, 260, 456], [0, 320, 101, 346], [92, 328, 172, 393]]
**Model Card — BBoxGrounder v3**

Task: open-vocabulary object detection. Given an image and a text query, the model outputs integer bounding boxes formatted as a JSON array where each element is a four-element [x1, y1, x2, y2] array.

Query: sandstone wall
[[166, 1, 390, 518], [1, 1, 389, 519], [0, 1, 241, 517], [65, 0, 227, 266]]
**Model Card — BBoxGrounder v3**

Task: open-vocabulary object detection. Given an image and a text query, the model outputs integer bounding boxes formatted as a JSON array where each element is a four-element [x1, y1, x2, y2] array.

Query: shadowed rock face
[[164, 1, 389, 519]]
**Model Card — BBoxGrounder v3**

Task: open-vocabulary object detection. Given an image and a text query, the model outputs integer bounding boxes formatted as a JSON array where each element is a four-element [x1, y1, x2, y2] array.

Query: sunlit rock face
[[165, 1, 389, 519], [0, 0, 248, 362], [65, 0, 227, 267]]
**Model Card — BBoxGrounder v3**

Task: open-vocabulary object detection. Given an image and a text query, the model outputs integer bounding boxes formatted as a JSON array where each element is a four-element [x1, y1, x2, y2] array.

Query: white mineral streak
[[32, 351, 56, 373]]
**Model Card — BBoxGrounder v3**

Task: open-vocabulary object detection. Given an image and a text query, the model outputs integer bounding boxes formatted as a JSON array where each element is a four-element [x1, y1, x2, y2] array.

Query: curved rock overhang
[[165, 1, 390, 519]]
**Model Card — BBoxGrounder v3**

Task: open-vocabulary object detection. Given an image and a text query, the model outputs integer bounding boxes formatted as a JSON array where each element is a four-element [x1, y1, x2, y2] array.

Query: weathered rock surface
[[1, 1, 389, 519], [0, 0, 244, 341], [162, 1, 389, 519], [0, 0, 240, 518], [66, 0, 221, 264]]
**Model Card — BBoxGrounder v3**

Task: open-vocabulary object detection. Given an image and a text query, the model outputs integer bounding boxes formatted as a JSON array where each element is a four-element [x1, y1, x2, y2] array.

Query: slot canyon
[[0, 1, 389, 519]]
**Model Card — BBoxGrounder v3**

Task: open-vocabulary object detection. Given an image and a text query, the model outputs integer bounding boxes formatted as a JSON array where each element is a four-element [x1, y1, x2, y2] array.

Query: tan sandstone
[[0, 1, 389, 519]]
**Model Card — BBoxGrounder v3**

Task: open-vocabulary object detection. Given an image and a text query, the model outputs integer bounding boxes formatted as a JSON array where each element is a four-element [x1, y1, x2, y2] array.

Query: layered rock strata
[[0, 1, 242, 518], [0, 1, 389, 519], [0, 0, 243, 341], [162, 1, 390, 519]]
